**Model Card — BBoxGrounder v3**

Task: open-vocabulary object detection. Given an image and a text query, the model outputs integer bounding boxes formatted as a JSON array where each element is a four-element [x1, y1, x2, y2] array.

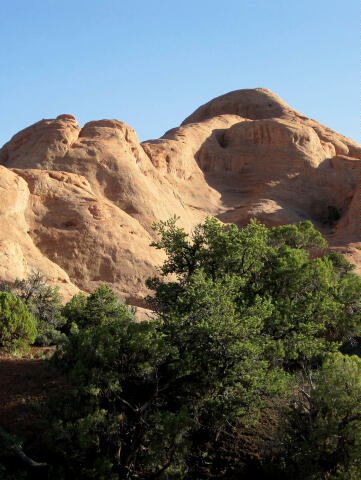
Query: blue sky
[[0, 0, 359, 147]]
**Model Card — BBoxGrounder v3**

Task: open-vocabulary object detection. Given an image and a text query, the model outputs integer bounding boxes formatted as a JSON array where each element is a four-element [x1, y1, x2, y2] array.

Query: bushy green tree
[[44, 218, 360, 479], [8, 271, 65, 346], [61, 292, 87, 334], [151, 269, 287, 424], [49, 281, 286, 479], [61, 286, 135, 332], [82, 285, 133, 327], [273, 352, 361, 480], [145, 217, 360, 476], [0, 292, 37, 353], [49, 309, 188, 479], [147, 217, 360, 369]]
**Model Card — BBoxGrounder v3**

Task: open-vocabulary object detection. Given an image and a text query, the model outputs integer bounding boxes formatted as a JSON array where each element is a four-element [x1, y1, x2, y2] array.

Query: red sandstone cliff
[[0, 89, 359, 305]]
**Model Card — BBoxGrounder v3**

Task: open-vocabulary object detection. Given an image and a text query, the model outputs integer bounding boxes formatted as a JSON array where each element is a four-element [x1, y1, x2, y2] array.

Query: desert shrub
[[48, 312, 183, 479], [145, 217, 360, 476], [0, 281, 12, 293], [61, 286, 135, 333], [83, 285, 130, 323], [147, 217, 360, 370], [0, 292, 37, 353], [61, 292, 87, 334], [44, 218, 360, 478], [46, 278, 287, 478], [11, 271, 66, 346], [269, 352, 361, 480]]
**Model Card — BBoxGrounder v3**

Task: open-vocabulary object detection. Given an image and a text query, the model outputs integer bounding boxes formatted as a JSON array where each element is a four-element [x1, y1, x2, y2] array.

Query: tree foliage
[[61, 285, 135, 332], [49, 316, 184, 479], [7, 271, 65, 346], [0, 292, 37, 353], [61, 292, 87, 335], [49, 278, 286, 478], [273, 352, 361, 480], [42, 217, 360, 479], [147, 217, 360, 369]]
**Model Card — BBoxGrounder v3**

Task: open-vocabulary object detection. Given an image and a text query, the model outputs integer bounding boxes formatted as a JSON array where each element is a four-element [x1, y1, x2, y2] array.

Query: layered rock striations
[[0, 89, 359, 305]]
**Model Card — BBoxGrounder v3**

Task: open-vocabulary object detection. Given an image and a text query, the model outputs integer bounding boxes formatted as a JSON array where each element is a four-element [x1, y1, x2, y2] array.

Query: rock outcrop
[[0, 89, 359, 305]]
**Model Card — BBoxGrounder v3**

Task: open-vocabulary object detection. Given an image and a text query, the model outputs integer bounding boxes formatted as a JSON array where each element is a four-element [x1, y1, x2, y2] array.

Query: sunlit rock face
[[0, 89, 359, 305]]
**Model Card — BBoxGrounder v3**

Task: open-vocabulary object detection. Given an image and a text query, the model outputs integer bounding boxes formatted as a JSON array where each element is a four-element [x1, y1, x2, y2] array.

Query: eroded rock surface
[[0, 89, 359, 305]]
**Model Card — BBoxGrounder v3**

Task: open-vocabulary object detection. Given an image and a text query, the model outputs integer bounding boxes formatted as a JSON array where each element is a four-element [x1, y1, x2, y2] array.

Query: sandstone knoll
[[0, 89, 359, 307]]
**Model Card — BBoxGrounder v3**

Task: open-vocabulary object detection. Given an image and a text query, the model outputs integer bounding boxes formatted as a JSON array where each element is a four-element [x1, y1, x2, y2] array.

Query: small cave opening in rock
[[215, 131, 227, 149], [315, 205, 342, 228]]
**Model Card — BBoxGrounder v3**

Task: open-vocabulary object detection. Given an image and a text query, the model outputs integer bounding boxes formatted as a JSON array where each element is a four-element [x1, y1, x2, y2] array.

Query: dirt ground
[[0, 347, 62, 449]]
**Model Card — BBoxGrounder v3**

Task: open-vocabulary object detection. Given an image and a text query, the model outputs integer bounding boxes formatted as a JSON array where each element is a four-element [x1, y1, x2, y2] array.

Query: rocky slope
[[0, 89, 359, 305]]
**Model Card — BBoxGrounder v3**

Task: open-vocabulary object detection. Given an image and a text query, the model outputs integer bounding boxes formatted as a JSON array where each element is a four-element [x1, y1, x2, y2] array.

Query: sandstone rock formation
[[0, 89, 359, 306]]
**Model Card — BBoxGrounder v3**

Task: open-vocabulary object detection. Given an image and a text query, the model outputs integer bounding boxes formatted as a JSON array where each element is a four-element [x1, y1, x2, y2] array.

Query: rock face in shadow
[[0, 89, 359, 305]]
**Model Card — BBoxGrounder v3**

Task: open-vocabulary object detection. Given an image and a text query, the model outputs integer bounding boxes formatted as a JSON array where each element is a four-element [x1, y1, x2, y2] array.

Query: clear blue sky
[[0, 0, 359, 147]]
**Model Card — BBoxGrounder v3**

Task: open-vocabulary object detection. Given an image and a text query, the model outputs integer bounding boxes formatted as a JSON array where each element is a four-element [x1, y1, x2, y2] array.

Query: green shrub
[[61, 292, 87, 334], [61, 286, 134, 332], [0, 271, 67, 346], [44, 218, 360, 478], [147, 217, 360, 369], [48, 278, 288, 478], [0, 292, 37, 353], [48, 311, 179, 478], [272, 352, 361, 479], [12, 271, 65, 346]]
